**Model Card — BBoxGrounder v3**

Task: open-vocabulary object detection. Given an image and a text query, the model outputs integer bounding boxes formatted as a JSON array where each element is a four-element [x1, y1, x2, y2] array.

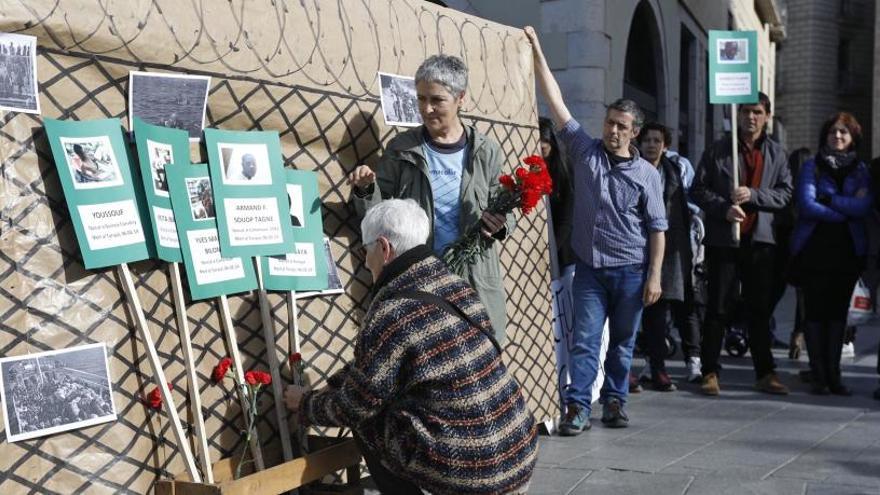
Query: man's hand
[[284, 384, 307, 413], [643, 273, 662, 306], [726, 204, 746, 223], [347, 165, 376, 190], [732, 186, 751, 205], [480, 211, 506, 238]]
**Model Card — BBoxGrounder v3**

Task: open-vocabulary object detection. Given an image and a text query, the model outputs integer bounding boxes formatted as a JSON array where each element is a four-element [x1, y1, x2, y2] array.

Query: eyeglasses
[[358, 239, 377, 258]]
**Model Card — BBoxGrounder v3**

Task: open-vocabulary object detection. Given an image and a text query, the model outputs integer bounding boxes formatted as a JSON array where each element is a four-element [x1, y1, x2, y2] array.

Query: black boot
[[803, 322, 829, 394], [825, 321, 852, 396]]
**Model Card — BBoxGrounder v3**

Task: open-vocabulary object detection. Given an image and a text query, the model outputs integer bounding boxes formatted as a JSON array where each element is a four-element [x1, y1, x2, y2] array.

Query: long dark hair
[[539, 117, 570, 200]]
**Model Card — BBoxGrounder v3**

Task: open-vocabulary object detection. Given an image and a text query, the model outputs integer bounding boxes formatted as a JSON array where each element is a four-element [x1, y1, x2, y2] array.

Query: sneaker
[[686, 357, 702, 383], [558, 404, 590, 436], [651, 370, 677, 392], [755, 373, 789, 395], [701, 372, 720, 396], [600, 398, 629, 428], [841, 342, 855, 358], [629, 373, 643, 393]]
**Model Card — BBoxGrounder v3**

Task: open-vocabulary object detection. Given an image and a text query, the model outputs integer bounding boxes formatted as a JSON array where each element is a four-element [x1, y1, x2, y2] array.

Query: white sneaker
[[841, 342, 855, 359], [686, 357, 702, 383]]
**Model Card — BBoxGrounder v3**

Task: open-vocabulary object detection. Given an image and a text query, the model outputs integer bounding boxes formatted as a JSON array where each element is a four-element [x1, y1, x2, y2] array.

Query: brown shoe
[[755, 373, 789, 395], [700, 372, 720, 396]]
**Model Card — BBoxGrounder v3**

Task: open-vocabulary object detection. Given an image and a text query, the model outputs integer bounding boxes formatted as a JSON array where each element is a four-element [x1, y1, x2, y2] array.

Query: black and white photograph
[[0, 343, 116, 443], [0, 33, 40, 114], [129, 71, 211, 141], [60, 136, 124, 190], [219, 142, 272, 185], [286, 183, 305, 228], [186, 177, 215, 221], [717, 38, 748, 64], [146, 139, 172, 197], [294, 237, 344, 299], [378, 72, 422, 127]]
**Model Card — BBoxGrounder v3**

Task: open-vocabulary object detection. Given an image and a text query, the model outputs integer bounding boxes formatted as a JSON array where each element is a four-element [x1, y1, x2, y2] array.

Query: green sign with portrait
[[708, 30, 759, 104]]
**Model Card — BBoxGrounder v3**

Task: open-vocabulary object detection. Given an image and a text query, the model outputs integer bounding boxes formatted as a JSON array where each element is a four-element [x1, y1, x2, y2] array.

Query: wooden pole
[[731, 102, 741, 244], [218, 295, 266, 471], [287, 291, 309, 457], [254, 257, 295, 462], [118, 263, 201, 482], [169, 262, 214, 483]]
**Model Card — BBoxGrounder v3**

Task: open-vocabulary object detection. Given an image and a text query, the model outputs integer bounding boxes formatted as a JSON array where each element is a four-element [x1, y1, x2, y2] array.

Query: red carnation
[[499, 174, 515, 190], [514, 167, 528, 180], [213, 357, 233, 383], [289, 352, 302, 364], [144, 383, 173, 410], [523, 154, 546, 170], [245, 370, 272, 386]]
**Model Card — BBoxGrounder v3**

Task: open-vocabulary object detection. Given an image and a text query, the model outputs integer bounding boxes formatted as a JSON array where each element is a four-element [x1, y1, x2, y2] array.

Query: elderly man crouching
[[284, 199, 537, 495]]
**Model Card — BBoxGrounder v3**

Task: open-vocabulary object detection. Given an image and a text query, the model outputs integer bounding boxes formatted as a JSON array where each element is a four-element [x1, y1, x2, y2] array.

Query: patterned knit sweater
[[301, 245, 537, 494]]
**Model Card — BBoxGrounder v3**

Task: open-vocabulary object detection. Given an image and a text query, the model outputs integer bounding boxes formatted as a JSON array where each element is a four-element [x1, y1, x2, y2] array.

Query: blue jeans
[[566, 262, 646, 412]]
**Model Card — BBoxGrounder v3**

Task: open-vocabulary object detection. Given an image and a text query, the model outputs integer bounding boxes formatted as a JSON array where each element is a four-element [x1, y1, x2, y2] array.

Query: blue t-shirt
[[423, 129, 467, 254]]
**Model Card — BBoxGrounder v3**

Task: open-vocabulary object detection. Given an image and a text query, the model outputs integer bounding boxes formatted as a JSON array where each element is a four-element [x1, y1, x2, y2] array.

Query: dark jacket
[[791, 158, 872, 256], [301, 246, 537, 495], [692, 134, 792, 246], [657, 155, 693, 301], [353, 125, 515, 344]]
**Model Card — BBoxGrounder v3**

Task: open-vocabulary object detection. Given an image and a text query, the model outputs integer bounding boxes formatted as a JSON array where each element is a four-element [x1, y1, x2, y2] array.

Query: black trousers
[[642, 295, 701, 372], [702, 242, 776, 379], [354, 435, 424, 495]]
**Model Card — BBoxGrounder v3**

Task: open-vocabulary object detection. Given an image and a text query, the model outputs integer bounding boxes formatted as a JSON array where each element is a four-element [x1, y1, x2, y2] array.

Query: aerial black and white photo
[[0, 33, 40, 114], [0, 343, 117, 442], [378, 72, 422, 127], [129, 71, 211, 141]]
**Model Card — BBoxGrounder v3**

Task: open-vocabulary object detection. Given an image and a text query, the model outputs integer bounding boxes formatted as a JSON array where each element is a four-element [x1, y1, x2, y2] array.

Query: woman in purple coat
[[791, 112, 873, 396]]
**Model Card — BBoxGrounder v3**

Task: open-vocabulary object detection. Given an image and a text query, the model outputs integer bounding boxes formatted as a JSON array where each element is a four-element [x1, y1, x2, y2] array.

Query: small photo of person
[[60, 136, 124, 190], [378, 72, 422, 127], [146, 139, 172, 197], [717, 39, 748, 64], [128, 71, 211, 141], [286, 183, 305, 228], [218, 143, 272, 186], [0, 33, 40, 114], [186, 177, 215, 221]]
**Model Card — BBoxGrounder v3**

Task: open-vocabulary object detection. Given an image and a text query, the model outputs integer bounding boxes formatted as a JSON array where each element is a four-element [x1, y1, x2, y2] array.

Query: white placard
[[223, 197, 283, 246], [267, 243, 317, 277], [153, 206, 180, 249], [714, 72, 752, 97], [187, 228, 246, 285], [77, 200, 146, 250]]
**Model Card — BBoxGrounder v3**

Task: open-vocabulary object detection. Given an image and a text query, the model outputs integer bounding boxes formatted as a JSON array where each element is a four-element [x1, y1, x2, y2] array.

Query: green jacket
[[353, 125, 514, 345]]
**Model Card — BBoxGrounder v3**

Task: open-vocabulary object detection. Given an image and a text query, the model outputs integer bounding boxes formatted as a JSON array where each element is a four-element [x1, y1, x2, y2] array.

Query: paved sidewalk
[[530, 290, 880, 494]]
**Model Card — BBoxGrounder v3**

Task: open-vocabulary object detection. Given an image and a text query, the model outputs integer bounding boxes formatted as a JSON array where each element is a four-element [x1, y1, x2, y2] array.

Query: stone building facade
[[441, 0, 784, 164]]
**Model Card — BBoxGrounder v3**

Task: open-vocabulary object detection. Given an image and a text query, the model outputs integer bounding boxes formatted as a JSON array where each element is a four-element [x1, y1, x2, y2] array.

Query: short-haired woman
[[791, 112, 873, 395]]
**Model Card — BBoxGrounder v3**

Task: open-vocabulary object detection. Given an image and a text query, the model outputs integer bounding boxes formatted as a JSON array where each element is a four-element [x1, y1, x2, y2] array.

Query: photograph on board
[[0, 33, 39, 114], [146, 139, 172, 197], [294, 237, 344, 299], [378, 72, 422, 127], [129, 71, 211, 140], [717, 38, 748, 64], [186, 177, 215, 221], [218, 142, 272, 185], [287, 183, 305, 228], [60, 136, 124, 190], [0, 343, 117, 442]]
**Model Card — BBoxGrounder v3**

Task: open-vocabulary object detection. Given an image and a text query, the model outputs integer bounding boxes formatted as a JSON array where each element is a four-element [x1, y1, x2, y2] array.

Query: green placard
[[165, 163, 257, 300], [708, 30, 759, 104], [132, 118, 190, 262], [44, 118, 152, 269], [261, 169, 328, 291], [204, 129, 294, 258]]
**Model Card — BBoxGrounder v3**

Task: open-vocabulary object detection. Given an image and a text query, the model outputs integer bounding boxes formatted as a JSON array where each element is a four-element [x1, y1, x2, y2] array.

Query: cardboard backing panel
[[0, 2, 555, 493]]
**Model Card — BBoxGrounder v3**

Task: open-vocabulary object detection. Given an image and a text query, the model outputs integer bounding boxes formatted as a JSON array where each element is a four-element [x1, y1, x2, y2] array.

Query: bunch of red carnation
[[143, 383, 173, 411], [444, 154, 553, 274]]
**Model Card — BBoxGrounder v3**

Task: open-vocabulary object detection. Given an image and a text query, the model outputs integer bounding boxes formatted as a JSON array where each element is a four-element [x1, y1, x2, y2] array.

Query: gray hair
[[361, 199, 430, 255], [607, 98, 645, 130], [415, 54, 468, 96]]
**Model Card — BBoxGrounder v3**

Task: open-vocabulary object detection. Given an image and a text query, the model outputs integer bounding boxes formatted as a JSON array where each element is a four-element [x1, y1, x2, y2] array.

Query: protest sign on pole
[[709, 30, 759, 243], [204, 129, 294, 258]]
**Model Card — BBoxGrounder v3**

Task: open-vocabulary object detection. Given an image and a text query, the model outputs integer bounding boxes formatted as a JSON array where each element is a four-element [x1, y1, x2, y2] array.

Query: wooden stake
[[731, 102, 741, 244], [287, 291, 309, 457], [169, 262, 214, 483], [254, 257, 294, 462], [118, 263, 201, 482], [218, 294, 266, 471]]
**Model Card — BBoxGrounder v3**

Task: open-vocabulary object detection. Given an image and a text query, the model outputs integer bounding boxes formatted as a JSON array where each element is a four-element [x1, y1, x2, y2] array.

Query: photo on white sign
[[717, 38, 748, 64], [186, 177, 215, 221], [218, 142, 272, 186], [287, 183, 305, 228], [128, 71, 210, 141], [60, 136, 124, 190], [294, 237, 344, 299], [378, 72, 422, 127], [146, 139, 172, 197], [0, 33, 39, 114], [0, 343, 117, 443]]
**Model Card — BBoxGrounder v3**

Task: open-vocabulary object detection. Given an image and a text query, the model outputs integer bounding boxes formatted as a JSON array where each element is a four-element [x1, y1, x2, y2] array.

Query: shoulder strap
[[395, 290, 503, 356]]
